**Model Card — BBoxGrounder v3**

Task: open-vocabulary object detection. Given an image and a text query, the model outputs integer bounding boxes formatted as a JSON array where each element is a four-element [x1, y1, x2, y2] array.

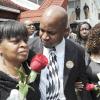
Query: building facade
[[67, 0, 100, 26]]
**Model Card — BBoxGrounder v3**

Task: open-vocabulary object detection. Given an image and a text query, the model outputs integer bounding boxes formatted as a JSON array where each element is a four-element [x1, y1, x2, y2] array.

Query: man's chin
[[43, 43, 52, 48], [44, 45, 52, 48]]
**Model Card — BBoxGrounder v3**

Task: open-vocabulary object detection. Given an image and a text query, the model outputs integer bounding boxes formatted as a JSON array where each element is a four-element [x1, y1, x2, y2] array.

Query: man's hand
[[75, 82, 84, 91]]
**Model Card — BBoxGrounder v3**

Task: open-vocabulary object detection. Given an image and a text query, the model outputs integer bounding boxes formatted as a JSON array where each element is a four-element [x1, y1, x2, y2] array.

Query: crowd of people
[[0, 5, 100, 100]]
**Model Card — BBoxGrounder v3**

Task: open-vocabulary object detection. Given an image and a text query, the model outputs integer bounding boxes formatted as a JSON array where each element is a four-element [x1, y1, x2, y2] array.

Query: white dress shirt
[[39, 38, 66, 100]]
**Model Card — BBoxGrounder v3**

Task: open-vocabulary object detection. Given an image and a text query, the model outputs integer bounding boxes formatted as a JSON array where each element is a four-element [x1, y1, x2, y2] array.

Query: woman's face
[[0, 37, 29, 64], [80, 24, 90, 40]]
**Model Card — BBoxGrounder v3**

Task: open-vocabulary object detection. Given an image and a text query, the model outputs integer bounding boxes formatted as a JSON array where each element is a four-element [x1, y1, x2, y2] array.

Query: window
[[98, 13, 100, 20], [29, 0, 43, 5], [68, 1, 75, 8], [68, 0, 80, 9]]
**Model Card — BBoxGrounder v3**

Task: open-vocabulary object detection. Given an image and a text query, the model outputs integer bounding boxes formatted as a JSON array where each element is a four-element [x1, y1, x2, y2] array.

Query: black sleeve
[[22, 49, 36, 74]]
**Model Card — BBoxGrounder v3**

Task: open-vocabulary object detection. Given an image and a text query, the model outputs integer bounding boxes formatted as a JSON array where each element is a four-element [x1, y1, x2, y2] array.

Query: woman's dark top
[[0, 50, 40, 100]]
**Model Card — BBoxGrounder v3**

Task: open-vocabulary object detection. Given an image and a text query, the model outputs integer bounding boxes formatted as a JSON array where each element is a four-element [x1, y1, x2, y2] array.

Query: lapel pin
[[66, 60, 74, 69]]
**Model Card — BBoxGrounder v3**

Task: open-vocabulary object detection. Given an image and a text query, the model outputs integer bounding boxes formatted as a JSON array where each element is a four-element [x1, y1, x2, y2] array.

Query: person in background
[[66, 22, 79, 42], [76, 21, 91, 48], [67, 27, 78, 42], [24, 19, 42, 53], [33, 22, 40, 36], [23, 19, 36, 36], [32, 5, 90, 100], [85, 23, 100, 100], [0, 20, 40, 100]]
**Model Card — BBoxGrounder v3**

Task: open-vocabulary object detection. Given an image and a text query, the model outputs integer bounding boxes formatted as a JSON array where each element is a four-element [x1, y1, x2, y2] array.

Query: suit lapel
[[63, 51, 71, 89], [40, 39, 73, 89], [63, 40, 73, 89]]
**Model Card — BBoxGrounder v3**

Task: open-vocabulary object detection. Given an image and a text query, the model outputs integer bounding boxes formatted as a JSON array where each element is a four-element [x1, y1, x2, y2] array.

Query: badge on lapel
[[66, 60, 74, 69]]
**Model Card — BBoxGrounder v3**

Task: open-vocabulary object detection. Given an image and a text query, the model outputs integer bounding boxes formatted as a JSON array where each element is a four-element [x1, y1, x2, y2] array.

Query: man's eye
[[40, 29, 45, 32], [48, 31, 56, 35], [40, 29, 56, 35]]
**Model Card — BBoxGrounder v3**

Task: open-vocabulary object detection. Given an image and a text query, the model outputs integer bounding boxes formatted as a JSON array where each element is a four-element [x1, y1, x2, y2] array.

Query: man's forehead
[[40, 23, 62, 33], [24, 20, 33, 25]]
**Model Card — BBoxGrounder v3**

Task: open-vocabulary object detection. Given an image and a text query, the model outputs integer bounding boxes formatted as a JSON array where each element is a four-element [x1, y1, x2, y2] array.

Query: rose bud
[[86, 83, 95, 91], [30, 54, 48, 72]]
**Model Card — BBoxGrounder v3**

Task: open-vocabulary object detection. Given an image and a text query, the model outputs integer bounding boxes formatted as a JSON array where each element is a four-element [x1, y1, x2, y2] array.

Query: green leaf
[[19, 83, 29, 97], [16, 68, 27, 83], [28, 71, 37, 83], [16, 67, 37, 99]]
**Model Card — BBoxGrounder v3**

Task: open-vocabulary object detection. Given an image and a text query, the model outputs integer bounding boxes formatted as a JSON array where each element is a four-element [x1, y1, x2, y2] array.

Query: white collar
[[43, 38, 65, 57]]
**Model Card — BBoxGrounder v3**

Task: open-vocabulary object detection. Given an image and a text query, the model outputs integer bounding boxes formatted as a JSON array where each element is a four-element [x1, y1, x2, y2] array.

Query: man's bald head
[[23, 20, 33, 26], [41, 5, 68, 28], [23, 19, 35, 36], [39, 5, 68, 48]]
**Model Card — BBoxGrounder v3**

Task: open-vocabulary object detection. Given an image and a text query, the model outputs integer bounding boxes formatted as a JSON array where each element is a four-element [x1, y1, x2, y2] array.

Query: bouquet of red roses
[[17, 54, 48, 100]]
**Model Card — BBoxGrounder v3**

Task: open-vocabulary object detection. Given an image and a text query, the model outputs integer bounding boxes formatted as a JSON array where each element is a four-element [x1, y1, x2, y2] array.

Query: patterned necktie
[[46, 47, 60, 100]]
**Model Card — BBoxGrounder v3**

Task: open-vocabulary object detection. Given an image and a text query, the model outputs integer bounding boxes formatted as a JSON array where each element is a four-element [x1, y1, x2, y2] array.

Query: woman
[[0, 20, 40, 100], [86, 23, 100, 100], [76, 21, 91, 48]]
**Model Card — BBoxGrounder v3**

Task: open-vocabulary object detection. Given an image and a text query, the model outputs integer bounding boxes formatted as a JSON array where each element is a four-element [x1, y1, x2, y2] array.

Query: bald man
[[31, 5, 90, 100], [23, 19, 42, 53], [23, 20, 36, 36]]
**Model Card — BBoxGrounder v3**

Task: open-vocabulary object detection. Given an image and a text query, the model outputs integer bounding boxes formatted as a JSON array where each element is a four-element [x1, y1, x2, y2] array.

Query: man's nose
[[42, 32, 49, 40]]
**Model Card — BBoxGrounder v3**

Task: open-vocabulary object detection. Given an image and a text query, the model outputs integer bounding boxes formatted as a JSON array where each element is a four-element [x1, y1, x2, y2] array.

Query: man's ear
[[64, 27, 70, 38], [0, 46, 3, 55]]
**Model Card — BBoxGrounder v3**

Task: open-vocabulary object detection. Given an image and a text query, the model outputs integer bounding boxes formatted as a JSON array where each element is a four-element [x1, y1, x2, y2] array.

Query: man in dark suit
[[32, 5, 91, 100]]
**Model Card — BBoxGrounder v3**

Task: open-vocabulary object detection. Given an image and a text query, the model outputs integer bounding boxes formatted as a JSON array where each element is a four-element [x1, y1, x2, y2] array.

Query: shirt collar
[[43, 38, 65, 57], [55, 38, 65, 55]]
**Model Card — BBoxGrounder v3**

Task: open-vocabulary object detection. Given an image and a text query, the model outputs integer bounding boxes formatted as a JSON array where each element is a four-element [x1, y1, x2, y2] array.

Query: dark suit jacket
[[30, 38, 91, 100], [63, 39, 92, 100]]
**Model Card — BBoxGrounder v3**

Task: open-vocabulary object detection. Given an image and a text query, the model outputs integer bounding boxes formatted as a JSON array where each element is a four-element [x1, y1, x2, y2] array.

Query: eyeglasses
[[80, 28, 89, 31], [26, 24, 35, 29]]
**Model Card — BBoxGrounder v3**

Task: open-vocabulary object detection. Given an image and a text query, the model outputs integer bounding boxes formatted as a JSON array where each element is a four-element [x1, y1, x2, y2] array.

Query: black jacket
[[0, 50, 40, 100]]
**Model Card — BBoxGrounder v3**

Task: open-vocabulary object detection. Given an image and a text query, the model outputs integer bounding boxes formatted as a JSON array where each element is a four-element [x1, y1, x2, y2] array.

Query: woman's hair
[[0, 20, 28, 43], [86, 23, 100, 54], [77, 21, 91, 40]]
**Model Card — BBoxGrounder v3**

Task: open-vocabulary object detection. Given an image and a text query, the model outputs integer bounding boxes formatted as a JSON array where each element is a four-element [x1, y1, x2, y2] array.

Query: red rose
[[30, 54, 48, 72], [86, 83, 95, 91]]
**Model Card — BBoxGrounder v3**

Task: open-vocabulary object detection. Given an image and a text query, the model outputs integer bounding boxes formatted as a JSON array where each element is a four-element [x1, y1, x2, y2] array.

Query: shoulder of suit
[[65, 39, 85, 52]]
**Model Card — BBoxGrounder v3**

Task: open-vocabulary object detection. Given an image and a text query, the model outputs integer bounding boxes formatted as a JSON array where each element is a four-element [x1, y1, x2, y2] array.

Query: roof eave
[[0, 5, 20, 13]]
